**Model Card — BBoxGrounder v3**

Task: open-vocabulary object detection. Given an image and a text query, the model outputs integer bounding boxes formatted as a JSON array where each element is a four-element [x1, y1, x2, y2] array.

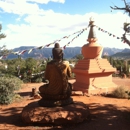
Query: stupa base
[[72, 58, 117, 95], [73, 81, 117, 95]]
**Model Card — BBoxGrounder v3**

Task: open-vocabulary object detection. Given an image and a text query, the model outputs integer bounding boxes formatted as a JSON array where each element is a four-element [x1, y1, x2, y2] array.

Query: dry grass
[[111, 86, 130, 99]]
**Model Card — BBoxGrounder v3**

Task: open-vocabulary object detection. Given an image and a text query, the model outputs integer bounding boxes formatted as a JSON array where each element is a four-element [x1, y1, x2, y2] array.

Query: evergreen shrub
[[0, 75, 23, 104]]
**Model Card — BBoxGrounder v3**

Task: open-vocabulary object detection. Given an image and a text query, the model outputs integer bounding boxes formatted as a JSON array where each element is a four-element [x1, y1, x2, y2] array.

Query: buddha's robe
[[39, 60, 72, 95]]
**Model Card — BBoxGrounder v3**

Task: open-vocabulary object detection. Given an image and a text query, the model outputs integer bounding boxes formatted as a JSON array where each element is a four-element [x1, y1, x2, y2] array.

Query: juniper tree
[[0, 24, 12, 59], [110, 0, 130, 46], [0, 24, 7, 58], [0, 24, 6, 40]]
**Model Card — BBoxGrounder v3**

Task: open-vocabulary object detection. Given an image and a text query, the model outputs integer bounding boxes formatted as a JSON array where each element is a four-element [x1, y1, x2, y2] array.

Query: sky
[[0, 0, 130, 50]]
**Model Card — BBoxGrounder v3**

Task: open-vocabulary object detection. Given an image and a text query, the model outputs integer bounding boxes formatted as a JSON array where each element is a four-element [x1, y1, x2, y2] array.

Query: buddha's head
[[54, 43, 60, 48]]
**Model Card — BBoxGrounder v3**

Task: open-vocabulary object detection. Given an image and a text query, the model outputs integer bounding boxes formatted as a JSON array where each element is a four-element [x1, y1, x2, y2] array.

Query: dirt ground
[[0, 77, 130, 130]]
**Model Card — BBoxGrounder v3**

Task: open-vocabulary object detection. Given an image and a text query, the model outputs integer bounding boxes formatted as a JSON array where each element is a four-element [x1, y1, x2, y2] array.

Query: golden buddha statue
[[38, 43, 73, 106]]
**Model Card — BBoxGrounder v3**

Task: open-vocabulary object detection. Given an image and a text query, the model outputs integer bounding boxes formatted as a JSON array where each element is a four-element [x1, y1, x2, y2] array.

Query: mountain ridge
[[7, 46, 127, 59]]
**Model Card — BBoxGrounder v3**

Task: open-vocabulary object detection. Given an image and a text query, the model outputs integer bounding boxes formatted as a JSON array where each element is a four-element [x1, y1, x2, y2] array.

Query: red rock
[[21, 101, 90, 125]]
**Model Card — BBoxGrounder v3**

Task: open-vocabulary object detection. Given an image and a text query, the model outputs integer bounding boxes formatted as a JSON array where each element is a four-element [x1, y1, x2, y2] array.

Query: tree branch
[[122, 32, 130, 46], [0, 34, 6, 40], [110, 0, 130, 16], [110, 6, 126, 11]]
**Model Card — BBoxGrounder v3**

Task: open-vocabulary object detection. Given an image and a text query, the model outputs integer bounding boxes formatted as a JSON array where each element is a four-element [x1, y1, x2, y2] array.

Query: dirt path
[[0, 78, 130, 130]]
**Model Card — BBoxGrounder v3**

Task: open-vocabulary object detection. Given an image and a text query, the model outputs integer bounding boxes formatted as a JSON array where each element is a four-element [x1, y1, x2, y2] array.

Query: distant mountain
[[121, 48, 130, 53], [7, 46, 124, 59], [102, 47, 123, 56], [111, 48, 130, 60]]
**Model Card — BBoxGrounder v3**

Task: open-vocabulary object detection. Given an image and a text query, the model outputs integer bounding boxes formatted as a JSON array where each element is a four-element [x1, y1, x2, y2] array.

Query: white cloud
[[0, 0, 58, 15], [24, 13, 88, 33], [27, 0, 65, 4], [0, 0, 65, 15], [0, 0, 40, 15], [2, 11, 130, 50], [1, 0, 65, 4], [0, 0, 130, 49]]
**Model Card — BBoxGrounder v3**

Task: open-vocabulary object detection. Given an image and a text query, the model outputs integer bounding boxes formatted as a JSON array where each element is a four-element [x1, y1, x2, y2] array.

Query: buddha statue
[[38, 43, 73, 107]]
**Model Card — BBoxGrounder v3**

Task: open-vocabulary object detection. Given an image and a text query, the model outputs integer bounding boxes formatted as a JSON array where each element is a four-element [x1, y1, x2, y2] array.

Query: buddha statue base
[[38, 97, 73, 107], [39, 92, 71, 100]]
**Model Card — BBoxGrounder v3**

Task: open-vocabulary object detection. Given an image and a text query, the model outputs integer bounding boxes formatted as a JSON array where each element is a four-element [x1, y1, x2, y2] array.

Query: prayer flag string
[[0, 24, 128, 59]]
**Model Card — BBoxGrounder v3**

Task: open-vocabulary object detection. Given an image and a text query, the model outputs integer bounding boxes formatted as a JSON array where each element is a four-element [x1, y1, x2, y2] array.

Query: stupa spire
[[87, 17, 97, 42]]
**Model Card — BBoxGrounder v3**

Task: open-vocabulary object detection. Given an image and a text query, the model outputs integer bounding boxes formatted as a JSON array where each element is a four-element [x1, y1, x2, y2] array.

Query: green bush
[[35, 77, 43, 83], [31, 75, 43, 83], [0, 76, 23, 104], [112, 86, 129, 99]]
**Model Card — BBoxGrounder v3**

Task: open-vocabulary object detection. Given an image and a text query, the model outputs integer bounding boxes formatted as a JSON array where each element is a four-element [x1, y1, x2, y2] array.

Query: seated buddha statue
[[38, 43, 73, 106]]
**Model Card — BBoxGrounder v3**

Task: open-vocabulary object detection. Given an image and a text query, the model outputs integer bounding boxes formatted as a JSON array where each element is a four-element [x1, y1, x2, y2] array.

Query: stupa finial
[[88, 17, 95, 26], [88, 17, 97, 40]]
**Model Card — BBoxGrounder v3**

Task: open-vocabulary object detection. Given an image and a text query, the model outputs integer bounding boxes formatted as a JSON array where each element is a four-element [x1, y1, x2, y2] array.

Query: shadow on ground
[[0, 102, 130, 130], [18, 91, 32, 97]]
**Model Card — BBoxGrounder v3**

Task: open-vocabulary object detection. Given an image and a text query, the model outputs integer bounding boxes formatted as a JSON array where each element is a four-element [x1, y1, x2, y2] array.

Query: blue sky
[[0, 0, 130, 49]]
